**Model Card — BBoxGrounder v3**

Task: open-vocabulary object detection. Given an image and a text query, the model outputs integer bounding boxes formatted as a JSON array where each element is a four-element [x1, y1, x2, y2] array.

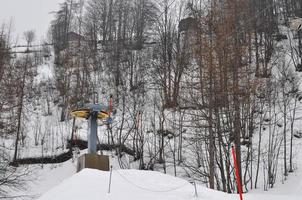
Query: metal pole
[[108, 165, 113, 193], [193, 179, 198, 198], [88, 112, 97, 154]]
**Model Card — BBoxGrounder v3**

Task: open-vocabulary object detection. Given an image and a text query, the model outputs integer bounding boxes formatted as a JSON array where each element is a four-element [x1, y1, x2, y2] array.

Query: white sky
[[0, 0, 65, 43]]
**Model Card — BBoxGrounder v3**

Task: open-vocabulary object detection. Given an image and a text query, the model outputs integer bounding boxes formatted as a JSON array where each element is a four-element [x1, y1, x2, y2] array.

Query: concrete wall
[[77, 154, 110, 172]]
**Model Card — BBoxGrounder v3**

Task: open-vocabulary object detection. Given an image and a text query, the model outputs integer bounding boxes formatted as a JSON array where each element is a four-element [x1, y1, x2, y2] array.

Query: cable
[[113, 168, 189, 193]]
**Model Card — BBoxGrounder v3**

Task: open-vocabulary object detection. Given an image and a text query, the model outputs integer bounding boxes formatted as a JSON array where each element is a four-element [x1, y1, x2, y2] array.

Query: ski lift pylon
[[70, 102, 113, 154]]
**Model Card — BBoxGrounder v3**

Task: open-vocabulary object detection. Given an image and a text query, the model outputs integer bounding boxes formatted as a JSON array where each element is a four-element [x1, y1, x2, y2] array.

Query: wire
[[113, 168, 189, 193]]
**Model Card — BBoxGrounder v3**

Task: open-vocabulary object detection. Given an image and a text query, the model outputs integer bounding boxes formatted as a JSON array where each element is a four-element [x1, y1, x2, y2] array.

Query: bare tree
[[13, 31, 36, 164]]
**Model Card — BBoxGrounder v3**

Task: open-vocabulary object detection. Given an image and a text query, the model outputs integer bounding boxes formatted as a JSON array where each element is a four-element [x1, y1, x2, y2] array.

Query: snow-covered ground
[[11, 47, 302, 199], [249, 136, 302, 197], [19, 134, 301, 200], [25, 161, 77, 198], [36, 167, 302, 200]]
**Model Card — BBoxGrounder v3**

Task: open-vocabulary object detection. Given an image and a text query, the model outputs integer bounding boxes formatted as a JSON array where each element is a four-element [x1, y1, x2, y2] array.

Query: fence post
[[193, 179, 198, 198], [108, 165, 113, 193]]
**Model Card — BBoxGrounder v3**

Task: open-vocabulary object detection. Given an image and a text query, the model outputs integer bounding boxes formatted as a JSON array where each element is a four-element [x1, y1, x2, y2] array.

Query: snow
[[3, 19, 301, 200], [249, 137, 302, 197], [36, 166, 302, 200], [35, 59, 54, 82], [2, 1, 302, 200], [27, 161, 77, 196], [38, 168, 219, 200]]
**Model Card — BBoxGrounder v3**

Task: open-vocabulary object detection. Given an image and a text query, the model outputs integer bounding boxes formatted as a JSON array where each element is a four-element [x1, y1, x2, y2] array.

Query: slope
[[36, 167, 302, 200]]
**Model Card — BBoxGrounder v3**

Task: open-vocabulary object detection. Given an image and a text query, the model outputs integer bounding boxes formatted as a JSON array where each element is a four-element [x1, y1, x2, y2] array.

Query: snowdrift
[[37, 168, 302, 200], [37, 168, 226, 200]]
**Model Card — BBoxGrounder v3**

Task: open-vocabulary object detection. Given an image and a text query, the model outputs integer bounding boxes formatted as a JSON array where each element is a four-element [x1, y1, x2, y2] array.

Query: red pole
[[231, 145, 243, 200]]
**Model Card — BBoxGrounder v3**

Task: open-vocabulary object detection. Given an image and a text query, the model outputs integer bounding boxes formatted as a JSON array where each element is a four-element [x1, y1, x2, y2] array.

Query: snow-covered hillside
[[18, 130, 302, 200], [37, 167, 302, 200], [3, 0, 302, 199]]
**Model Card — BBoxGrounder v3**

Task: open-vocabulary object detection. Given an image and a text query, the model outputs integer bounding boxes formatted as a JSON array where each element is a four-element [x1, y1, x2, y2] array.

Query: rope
[[113, 168, 189, 193]]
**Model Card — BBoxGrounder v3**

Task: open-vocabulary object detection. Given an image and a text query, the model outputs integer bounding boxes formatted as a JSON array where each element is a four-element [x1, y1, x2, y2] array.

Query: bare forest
[[1, 0, 302, 197]]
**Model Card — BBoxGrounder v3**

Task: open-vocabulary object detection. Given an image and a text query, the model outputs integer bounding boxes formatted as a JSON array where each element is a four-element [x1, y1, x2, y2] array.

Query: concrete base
[[76, 154, 110, 172]]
